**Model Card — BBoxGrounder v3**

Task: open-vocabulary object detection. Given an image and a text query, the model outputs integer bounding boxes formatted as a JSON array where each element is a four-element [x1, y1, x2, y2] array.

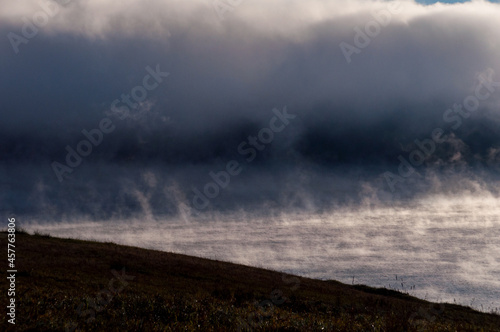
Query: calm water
[[26, 195, 500, 312]]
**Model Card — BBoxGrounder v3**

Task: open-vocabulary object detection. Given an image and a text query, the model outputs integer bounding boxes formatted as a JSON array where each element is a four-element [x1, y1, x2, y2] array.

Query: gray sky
[[1, 0, 499, 219]]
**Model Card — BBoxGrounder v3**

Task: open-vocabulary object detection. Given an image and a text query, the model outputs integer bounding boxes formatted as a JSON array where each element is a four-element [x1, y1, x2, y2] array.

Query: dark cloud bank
[[1, 0, 500, 221]]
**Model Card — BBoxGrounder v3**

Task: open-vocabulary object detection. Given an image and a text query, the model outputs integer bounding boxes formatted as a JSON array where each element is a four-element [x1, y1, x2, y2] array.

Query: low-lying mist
[[24, 188, 500, 312], [3, 158, 499, 221], [2, 0, 500, 315]]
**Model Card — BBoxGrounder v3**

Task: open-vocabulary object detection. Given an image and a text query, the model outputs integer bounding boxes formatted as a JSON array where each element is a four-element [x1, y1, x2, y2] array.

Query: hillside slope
[[1, 232, 499, 331]]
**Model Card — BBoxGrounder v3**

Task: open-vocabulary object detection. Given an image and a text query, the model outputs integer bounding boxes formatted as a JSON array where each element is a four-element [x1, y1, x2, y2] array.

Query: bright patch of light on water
[[25, 194, 500, 312]]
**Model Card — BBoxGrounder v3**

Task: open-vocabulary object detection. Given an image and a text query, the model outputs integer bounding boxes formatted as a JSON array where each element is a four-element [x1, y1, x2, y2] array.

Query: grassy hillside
[[1, 231, 499, 331]]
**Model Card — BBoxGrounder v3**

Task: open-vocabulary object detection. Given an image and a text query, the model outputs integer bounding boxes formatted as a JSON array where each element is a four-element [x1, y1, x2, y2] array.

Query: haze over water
[[26, 193, 500, 312], [2, 0, 500, 318]]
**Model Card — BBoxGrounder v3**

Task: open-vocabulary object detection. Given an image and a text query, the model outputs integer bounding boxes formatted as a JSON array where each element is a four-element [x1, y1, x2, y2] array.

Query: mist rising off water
[[25, 193, 500, 313]]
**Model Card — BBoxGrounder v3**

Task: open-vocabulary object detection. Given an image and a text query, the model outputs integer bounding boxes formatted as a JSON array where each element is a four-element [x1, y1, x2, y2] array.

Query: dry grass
[[1, 232, 499, 331]]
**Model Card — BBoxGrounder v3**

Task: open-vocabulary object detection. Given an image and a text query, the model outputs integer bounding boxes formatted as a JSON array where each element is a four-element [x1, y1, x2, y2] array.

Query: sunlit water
[[25, 195, 500, 313]]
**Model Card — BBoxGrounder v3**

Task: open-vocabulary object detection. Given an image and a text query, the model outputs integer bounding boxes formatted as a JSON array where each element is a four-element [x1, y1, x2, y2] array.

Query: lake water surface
[[26, 194, 500, 313]]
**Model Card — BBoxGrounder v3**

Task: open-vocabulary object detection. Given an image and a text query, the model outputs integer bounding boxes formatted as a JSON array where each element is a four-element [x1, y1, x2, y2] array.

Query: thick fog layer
[[1, 0, 500, 218], [3, 0, 500, 313]]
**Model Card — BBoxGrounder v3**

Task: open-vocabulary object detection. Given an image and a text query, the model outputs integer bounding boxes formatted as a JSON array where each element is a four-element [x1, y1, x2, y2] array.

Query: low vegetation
[[1, 231, 499, 331]]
